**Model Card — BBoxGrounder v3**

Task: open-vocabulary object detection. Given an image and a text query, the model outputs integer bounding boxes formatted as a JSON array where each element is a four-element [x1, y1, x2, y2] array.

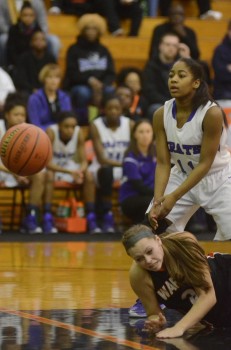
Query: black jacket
[[142, 56, 173, 105], [63, 36, 116, 90], [149, 22, 200, 60], [7, 20, 41, 66]]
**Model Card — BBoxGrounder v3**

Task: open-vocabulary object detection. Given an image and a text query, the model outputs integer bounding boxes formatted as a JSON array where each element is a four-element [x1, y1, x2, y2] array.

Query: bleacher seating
[[48, 14, 229, 74]]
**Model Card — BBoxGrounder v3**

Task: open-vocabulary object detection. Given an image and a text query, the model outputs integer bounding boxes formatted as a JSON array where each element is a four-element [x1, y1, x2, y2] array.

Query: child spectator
[[6, 1, 41, 69], [120, 119, 156, 223], [13, 30, 56, 95], [63, 14, 115, 126], [27, 64, 72, 131], [89, 94, 134, 233], [116, 67, 148, 120], [0, 92, 56, 234], [46, 110, 96, 233]]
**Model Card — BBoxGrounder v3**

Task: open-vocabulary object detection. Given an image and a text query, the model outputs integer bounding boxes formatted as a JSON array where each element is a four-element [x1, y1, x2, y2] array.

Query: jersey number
[[177, 160, 194, 174]]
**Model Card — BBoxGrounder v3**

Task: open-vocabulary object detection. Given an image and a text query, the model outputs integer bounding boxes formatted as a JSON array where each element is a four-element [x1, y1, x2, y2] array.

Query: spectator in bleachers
[[0, 66, 15, 117], [6, 1, 41, 70], [0, 0, 60, 67], [149, 4, 200, 60], [27, 64, 72, 131], [116, 67, 148, 120], [13, 30, 56, 95], [143, 32, 180, 120], [89, 94, 134, 233], [212, 19, 231, 106], [115, 84, 135, 119], [63, 14, 116, 126], [49, 0, 143, 36], [45, 110, 95, 233], [158, 0, 222, 20], [120, 119, 156, 223], [0, 92, 56, 234]]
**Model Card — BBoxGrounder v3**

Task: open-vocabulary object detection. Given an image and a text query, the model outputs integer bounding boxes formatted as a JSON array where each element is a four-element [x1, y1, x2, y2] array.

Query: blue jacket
[[27, 88, 72, 130]]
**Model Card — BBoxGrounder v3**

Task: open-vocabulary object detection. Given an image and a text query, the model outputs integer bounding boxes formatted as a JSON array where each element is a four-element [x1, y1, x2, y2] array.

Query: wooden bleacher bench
[[48, 14, 229, 74]]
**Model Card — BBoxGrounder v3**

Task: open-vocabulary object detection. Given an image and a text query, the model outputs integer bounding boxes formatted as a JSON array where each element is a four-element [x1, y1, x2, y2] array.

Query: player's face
[[134, 122, 153, 149], [125, 72, 141, 94], [5, 106, 26, 127], [168, 61, 200, 98], [59, 117, 77, 142], [116, 87, 133, 109], [44, 71, 61, 91], [20, 8, 36, 26], [104, 99, 122, 125], [128, 236, 164, 271]]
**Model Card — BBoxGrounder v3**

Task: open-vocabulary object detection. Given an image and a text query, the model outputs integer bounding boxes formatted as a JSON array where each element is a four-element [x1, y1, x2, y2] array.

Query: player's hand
[[71, 170, 84, 184], [155, 193, 177, 219], [156, 325, 184, 338], [15, 176, 30, 185], [88, 77, 103, 90], [143, 313, 167, 333], [148, 201, 162, 230]]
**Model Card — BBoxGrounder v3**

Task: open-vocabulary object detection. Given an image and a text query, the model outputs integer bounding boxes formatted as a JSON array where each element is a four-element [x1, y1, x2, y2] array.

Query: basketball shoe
[[128, 299, 147, 318], [129, 299, 166, 318], [102, 211, 115, 233], [87, 212, 102, 234], [43, 212, 58, 234], [22, 213, 42, 234]]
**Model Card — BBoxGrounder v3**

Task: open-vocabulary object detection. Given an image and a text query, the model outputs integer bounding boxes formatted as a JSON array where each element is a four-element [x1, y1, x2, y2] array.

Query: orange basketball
[[0, 123, 52, 176]]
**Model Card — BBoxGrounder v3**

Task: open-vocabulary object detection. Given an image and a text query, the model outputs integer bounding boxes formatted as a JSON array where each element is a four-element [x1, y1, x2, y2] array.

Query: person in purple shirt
[[120, 119, 156, 223], [27, 63, 72, 130]]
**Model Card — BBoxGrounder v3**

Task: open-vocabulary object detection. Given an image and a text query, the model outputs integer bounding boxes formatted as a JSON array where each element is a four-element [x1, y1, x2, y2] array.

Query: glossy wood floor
[[0, 240, 230, 349]]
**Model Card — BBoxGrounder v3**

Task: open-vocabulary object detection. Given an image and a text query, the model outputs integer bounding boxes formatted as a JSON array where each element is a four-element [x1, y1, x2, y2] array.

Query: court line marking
[[0, 308, 158, 350]]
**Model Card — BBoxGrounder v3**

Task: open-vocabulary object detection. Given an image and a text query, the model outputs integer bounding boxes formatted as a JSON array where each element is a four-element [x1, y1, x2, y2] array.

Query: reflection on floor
[[0, 308, 231, 350], [0, 240, 230, 349]]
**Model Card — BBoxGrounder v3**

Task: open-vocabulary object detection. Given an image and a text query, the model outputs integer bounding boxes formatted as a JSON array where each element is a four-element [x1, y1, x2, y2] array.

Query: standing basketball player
[[148, 57, 231, 241]]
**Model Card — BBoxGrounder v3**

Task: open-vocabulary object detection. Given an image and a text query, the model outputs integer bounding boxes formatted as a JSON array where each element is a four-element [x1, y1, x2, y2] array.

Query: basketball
[[0, 123, 52, 176]]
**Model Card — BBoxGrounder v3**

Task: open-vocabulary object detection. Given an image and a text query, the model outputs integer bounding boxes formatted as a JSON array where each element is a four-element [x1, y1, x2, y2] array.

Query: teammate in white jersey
[[0, 92, 56, 234], [46, 110, 96, 231], [89, 94, 134, 233], [147, 57, 231, 241]]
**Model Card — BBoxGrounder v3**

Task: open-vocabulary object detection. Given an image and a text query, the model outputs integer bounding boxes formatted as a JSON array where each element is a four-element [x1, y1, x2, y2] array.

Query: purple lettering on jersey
[[168, 142, 201, 155]]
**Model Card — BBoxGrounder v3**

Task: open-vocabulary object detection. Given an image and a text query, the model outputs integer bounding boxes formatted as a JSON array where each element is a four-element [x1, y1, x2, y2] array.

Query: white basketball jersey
[[164, 99, 231, 175], [0, 120, 6, 166], [93, 116, 131, 162], [50, 124, 80, 167], [0, 119, 6, 141]]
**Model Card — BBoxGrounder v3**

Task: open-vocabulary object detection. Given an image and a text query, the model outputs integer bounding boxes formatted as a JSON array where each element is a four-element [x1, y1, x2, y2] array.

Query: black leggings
[[121, 194, 152, 223]]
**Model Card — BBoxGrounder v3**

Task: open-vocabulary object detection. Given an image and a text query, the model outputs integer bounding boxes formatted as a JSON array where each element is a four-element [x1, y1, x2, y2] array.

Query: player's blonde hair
[[39, 64, 62, 84], [77, 13, 107, 36]]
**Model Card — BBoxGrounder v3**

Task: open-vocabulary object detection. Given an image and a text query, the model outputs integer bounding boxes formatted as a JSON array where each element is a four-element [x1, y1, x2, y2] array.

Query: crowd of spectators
[[0, 0, 230, 235]]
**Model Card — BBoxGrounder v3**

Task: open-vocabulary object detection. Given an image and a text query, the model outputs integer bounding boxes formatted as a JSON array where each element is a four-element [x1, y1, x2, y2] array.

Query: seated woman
[[27, 63, 72, 130], [122, 224, 231, 338], [120, 119, 156, 223]]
